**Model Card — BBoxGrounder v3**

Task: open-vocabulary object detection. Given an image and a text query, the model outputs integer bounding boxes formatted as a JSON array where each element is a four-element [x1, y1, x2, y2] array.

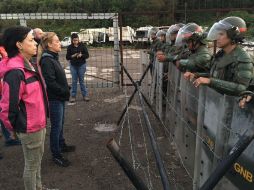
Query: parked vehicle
[[134, 26, 153, 43], [107, 26, 135, 44], [61, 36, 71, 47]]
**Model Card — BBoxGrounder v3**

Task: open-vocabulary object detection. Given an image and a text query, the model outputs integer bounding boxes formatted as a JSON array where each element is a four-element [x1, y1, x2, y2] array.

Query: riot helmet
[[207, 16, 247, 43], [166, 23, 185, 43], [175, 23, 205, 47], [148, 27, 159, 40], [156, 30, 166, 42]]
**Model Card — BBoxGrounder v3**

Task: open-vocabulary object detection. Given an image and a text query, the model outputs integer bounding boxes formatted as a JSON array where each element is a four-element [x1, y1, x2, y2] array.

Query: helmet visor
[[175, 28, 192, 47], [148, 28, 158, 38], [207, 20, 239, 41]]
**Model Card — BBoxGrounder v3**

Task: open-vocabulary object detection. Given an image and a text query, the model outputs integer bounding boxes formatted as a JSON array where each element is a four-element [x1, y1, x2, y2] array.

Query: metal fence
[[0, 13, 121, 88], [118, 12, 173, 86], [140, 51, 254, 190]]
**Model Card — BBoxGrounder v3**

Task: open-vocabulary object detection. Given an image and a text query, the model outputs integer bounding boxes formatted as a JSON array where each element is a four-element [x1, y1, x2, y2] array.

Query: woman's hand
[[71, 53, 79, 58], [193, 77, 211, 87], [156, 51, 166, 62], [77, 52, 82, 58], [184, 72, 195, 81], [239, 95, 252, 109], [157, 54, 166, 62]]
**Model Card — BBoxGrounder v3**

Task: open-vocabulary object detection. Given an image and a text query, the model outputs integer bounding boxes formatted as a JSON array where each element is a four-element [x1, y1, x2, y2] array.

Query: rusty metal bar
[[137, 84, 171, 190], [117, 63, 151, 126], [107, 138, 149, 190]]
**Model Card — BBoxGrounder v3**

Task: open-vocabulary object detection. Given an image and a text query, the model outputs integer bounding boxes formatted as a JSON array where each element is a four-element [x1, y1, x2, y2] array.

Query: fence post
[[149, 58, 157, 104], [113, 13, 120, 86], [140, 51, 150, 97], [156, 60, 163, 119], [20, 19, 27, 26], [193, 86, 206, 190]]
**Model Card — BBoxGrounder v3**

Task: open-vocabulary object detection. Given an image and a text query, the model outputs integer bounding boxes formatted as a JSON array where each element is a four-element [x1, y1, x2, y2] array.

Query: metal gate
[[118, 12, 174, 86], [0, 13, 121, 88]]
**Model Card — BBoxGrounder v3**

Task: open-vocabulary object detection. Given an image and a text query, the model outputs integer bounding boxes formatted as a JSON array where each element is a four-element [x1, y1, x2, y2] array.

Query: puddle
[[94, 123, 118, 132], [67, 102, 76, 106], [104, 95, 126, 103], [129, 105, 142, 111]]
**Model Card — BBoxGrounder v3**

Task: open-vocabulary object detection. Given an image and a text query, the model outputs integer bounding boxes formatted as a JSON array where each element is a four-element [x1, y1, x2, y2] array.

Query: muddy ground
[[0, 87, 192, 190]]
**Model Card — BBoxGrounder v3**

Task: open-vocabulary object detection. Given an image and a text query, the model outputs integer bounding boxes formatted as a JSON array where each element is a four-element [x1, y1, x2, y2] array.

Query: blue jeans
[[49, 100, 66, 158], [70, 63, 88, 97]]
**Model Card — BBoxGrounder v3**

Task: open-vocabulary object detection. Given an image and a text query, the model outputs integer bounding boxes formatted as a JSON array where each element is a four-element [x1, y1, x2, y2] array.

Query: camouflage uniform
[[178, 45, 211, 72], [158, 41, 171, 54], [208, 46, 253, 96], [148, 38, 161, 63]]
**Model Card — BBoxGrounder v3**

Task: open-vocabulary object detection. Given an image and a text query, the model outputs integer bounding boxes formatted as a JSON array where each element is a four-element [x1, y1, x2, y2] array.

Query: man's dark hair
[[2, 26, 32, 58]]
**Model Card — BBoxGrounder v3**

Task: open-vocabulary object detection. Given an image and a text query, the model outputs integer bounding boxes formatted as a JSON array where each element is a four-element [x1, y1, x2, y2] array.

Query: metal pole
[[184, 2, 187, 23], [113, 14, 120, 86], [117, 63, 152, 126], [137, 85, 171, 190], [193, 86, 206, 190], [20, 19, 27, 26], [200, 128, 254, 190], [118, 13, 124, 87], [107, 138, 149, 190]]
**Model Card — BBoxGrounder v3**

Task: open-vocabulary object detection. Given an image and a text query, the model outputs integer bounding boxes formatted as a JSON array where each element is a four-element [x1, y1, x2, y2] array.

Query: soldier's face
[[159, 35, 166, 42], [170, 33, 177, 41], [187, 41, 194, 50], [216, 30, 231, 48]]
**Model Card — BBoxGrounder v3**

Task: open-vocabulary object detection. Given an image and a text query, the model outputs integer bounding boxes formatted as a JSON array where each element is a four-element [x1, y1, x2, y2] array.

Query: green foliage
[[0, 1, 253, 39]]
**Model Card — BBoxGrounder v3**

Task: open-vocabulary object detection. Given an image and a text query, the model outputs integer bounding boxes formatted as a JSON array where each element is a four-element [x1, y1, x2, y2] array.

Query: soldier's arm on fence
[[209, 78, 249, 96], [178, 53, 211, 72]]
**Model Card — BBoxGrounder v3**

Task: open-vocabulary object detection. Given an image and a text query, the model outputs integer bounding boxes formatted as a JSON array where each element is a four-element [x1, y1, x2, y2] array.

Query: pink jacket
[[0, 54, 48, 133]]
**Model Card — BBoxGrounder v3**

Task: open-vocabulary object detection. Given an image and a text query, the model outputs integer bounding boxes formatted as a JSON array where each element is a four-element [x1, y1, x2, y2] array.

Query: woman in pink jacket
[[0, 26, 48, 190]]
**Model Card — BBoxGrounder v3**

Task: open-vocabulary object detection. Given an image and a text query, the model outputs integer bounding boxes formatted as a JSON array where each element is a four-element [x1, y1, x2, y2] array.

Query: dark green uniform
[[148, 38, 161, 63], [157, 41, 171, 54], [178, 45, 211, 72], [208, 46, 253, 96], [165, 45, 190, 63]]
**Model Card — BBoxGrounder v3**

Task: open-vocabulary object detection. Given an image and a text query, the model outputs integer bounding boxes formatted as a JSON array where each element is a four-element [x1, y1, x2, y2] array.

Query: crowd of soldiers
[[147, 16, 254, 108]]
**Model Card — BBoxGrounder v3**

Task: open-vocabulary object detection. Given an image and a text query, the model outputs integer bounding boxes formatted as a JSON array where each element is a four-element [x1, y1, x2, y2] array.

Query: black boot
[[53, 155, 71, 167]]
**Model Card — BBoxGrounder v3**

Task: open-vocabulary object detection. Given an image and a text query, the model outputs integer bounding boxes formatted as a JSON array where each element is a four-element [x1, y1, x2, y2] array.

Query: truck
[[133, 26, 153, 43], [77, 28, 108, 45], [107, 26, 135, 44]]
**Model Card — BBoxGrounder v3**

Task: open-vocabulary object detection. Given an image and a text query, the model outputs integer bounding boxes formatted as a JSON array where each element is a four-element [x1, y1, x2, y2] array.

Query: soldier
[[156, 29, 172, 96], [157, 23, 186, 63], [156, 30, 171, 53], [191, 17, 253, 96], [174, 23, 211, 73], [147, 27, 160, 74]]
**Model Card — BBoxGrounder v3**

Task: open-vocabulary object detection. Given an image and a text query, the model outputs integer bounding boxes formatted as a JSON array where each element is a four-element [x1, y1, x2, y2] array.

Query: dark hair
[[71, 33, 79, 40], [2, 26, 32, 58]]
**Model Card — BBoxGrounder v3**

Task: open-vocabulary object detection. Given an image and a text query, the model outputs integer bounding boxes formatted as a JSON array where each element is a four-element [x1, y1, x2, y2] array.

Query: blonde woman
[[39, 32, 75, 167]]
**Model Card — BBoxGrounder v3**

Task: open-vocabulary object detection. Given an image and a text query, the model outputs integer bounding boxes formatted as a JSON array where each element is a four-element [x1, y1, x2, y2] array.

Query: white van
[[61, 37, 71, 47]]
